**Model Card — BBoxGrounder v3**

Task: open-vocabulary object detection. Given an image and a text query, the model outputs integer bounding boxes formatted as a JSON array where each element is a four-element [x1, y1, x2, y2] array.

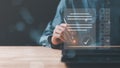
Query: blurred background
[[0, 0, 60, 45]]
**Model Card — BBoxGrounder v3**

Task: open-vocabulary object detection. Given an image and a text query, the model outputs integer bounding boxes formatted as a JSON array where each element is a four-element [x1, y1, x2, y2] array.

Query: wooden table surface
[[0, 46, 120, 68], [0, 46, 66, 68]]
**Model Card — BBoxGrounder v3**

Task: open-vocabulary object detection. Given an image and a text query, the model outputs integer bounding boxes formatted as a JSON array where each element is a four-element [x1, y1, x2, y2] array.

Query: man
[[39, 0, 120, 49]]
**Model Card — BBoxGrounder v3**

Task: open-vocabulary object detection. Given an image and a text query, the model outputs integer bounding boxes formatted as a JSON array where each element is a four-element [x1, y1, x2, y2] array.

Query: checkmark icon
[[84, 39, 90, 45]]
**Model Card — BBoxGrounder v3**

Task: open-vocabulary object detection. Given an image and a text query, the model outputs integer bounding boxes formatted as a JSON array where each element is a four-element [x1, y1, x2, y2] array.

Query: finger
[[59, 36, 65, 42], [60, 24, 72, 37], [54, 33, 65, 42], [55, 25, 66, 34], [55, 25, 65, 31], [60, 24, 67, 28], [63, 28, 72, 38], [54, 29, 62, 34], [63, 30, 72, 42], [53, 29, 64, 40], [55, 24, 73, 43]]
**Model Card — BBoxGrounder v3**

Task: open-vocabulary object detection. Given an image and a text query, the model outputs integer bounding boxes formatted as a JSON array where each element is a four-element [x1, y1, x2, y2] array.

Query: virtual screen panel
[[63, 8, 111, 49]]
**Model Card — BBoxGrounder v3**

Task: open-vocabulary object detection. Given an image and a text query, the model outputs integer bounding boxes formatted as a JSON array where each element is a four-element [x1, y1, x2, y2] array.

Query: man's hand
[[51, 24, 67, 45]]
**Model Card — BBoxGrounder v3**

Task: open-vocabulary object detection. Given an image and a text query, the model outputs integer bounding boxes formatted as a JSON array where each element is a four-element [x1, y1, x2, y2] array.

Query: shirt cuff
[[48, 36, 63, 49]]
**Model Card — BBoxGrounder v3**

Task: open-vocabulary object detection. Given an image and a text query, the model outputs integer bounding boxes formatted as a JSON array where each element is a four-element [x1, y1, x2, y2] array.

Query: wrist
[[52, 36, 64, 45], [48, 36, 63, 49]]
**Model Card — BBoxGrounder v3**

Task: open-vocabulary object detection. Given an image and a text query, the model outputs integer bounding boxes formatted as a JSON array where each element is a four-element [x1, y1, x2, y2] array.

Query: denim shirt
[[39, 0, 120, 48]]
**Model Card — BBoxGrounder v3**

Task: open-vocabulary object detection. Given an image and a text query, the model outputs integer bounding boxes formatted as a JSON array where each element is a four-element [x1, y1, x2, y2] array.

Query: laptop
[[62, 1, 120, 63]]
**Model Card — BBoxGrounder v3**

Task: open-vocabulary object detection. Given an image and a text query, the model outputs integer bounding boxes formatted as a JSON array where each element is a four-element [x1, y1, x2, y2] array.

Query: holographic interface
[[63, 8, 111, 49]]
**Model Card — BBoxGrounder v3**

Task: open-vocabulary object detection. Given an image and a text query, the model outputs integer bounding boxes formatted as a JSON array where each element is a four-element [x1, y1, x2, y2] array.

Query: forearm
[[40, 35, 63, 49]]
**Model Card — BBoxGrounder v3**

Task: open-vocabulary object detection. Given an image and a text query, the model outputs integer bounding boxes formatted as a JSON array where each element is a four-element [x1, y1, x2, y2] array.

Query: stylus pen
[[64, 18, 68, 24], [63, 18, 77, 44]]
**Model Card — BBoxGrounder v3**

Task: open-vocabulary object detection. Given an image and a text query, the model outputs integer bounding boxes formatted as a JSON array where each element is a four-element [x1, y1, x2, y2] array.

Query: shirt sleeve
[[39, 0, 66, 49]]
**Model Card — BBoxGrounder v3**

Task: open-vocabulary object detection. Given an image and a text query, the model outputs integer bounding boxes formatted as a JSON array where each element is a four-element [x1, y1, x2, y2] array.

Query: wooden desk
[[0, 46, 66, 68], [0, 46, 120, 68]]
